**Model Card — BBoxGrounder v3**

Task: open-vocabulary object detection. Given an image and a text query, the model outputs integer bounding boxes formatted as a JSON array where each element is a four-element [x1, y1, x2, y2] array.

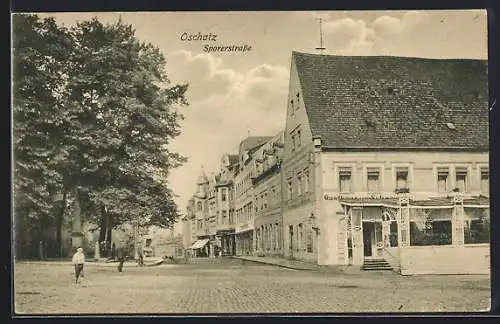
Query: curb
[[232, 257, 318, 271], [16, 260, 165, 268]]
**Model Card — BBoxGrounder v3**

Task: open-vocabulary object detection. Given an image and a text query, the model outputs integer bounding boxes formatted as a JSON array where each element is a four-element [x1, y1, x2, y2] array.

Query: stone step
[[362, 259, 393, 271], [364, 261, 390, 265]]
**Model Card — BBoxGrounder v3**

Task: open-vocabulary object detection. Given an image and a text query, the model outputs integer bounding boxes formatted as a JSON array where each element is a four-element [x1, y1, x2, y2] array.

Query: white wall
[[282, 202, 317, 262], [320, 151, 488, 195], [399, 244, 490, 275]]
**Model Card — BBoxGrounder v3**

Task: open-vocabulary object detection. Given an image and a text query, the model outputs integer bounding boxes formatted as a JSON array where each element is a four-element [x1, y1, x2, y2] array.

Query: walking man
[[117, 247, 125, 272], [72, 247, 85, 285]]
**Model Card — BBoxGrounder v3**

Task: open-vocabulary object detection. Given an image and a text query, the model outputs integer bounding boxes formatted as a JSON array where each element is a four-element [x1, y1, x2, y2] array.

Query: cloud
[[166, 50, 241, 101], [166, 50, 288, 210], [322, 12, 430, 56], [321, 10, 486, 59]]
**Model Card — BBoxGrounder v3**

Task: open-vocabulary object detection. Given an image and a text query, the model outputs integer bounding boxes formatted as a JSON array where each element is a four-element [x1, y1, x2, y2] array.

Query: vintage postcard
[[11, 10, 490, 314]]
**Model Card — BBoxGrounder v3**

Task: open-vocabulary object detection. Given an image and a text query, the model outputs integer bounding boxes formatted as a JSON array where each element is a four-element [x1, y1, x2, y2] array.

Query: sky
[[36, 10, 487, 234]]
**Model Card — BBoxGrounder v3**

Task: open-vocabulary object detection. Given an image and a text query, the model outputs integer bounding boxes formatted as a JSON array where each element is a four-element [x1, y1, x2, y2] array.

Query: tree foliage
[[13, 13, 188, 251]]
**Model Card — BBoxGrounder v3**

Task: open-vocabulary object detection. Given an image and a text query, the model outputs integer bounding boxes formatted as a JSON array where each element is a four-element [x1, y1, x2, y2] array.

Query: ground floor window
[[306, 225, 313, 253], [410, 220, 452, 246], [347, 237, 353, 259], [409, 209, 452, 246], [464, 208, 490, 244], [389, 221, 398, 247]]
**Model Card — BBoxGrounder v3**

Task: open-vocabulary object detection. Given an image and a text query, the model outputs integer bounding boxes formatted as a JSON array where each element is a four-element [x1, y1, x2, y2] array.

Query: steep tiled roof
[[293, 52, 489, 149], [239, 136, 274, 153], [227, 154, 239, 165]]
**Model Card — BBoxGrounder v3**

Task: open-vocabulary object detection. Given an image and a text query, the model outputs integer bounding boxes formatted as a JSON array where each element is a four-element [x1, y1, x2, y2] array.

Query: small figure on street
[[72, 247, 86, 285], [111, 243, 116, 260], [39, 240, 45, 260], [138, 251, 144, 267], [94, 241, 100, 261], [117, 247, 125, 272]]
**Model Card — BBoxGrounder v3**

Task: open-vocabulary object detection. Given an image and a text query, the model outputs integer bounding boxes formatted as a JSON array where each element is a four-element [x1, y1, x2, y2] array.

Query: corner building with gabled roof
[[281, 51, 489, 275]]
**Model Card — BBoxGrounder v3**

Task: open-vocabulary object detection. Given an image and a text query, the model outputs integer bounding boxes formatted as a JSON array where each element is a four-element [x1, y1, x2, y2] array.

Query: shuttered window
[[339, 167, 352, 193]]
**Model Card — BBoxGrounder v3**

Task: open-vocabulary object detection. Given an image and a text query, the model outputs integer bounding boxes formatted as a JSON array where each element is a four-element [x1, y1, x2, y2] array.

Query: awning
[[189, 239, 209, 250]]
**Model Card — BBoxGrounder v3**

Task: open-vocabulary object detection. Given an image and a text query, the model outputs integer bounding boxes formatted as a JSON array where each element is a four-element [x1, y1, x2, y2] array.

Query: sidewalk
[[232, 256, 362, 274], [16, 258, 164, 267], [232, 256, 321, 271]]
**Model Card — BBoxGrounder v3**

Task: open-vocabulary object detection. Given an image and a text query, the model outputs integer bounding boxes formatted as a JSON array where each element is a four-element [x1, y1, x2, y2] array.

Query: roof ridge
[[292, 51, 487, 62], [293, 52, 488, 149]]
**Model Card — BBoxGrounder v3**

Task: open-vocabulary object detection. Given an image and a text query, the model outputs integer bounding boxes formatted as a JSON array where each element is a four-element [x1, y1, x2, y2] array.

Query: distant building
[[215, 153, 239, 256], [253, 132, 285, 257], [181, 199, 197, 251], [233, 136, 274, 256]]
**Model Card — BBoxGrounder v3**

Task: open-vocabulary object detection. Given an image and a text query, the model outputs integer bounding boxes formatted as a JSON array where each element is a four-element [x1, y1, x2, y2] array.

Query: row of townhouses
[[181, 51, 490, 275]]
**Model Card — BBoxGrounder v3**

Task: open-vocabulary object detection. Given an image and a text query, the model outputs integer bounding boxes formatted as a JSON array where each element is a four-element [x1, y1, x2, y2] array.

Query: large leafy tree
[[12, 14, 188, 258], [13, 15, 74, 257], [64, 18, 187, 235]]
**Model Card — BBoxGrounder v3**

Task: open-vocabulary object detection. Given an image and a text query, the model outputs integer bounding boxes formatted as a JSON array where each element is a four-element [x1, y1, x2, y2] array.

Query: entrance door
[[363, 222, 373, 257], [289, 225, 294, 257]]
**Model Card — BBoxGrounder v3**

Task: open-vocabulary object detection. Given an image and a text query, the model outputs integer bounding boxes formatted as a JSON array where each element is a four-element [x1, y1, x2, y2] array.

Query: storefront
[[216, 229, 236, 256], [235, 230, 254, 256], [339, 194, 490, 275], [188, 237, 210, 257]]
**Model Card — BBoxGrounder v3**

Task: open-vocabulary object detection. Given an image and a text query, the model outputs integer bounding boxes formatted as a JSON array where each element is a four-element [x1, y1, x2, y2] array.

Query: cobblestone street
[[14, 259, 490, 314]]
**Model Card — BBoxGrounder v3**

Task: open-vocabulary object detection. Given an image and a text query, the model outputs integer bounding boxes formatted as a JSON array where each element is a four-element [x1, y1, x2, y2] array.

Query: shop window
[[298, 223, 303, 251], [464, 208, 490, 244], [304, 170, 310, 193], [395, 167, 409, 189], [351, 208, 362, 228], [306, 226, 313, 253], [389, 221, 398, 247], [339, 167, 353, 193], [269, 225, 274, 251], [297, 173, 302, 196], [367, 167, 381, 192], [437, 167, 449, 193], [347, 237, 353, 259], [480, 167, 489, 194], [410, 220, 452, 246], [287, 179, 293, 200], [275, 223, 280, 250], [455, 167, 468, 192]]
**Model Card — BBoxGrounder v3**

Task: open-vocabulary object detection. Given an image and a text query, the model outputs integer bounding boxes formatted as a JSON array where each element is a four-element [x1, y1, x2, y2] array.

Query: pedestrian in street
[[72, 247, 86, 285], [111, 242, 116, 260], [39, 240, 45, 260], [138, 251, 144, 267], [117, 247, 125, 272]]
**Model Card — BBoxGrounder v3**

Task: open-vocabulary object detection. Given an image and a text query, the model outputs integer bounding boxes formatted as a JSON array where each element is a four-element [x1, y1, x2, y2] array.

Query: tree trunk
[[98, 204, 107, 243], [55, 190, 67, 258], [106, 213, 113, 245]]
